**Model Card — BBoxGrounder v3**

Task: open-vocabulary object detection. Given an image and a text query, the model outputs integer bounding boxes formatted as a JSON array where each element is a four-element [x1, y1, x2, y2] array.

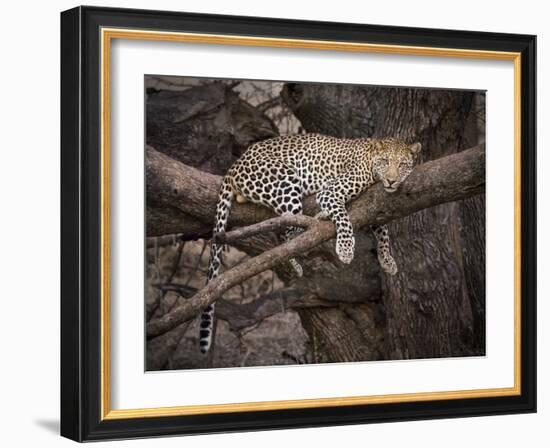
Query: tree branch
[[146, 144, 485, 338], [214, 214, 316, 245], [154, 283, 329, 332]]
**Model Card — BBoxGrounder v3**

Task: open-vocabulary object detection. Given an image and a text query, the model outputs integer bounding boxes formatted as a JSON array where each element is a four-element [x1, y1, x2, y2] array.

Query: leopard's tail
[[200, 176, 235, 354]]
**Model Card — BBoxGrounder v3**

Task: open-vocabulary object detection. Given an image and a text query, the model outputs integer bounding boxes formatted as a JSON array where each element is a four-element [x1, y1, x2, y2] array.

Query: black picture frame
[[61, 5, 536, 442]]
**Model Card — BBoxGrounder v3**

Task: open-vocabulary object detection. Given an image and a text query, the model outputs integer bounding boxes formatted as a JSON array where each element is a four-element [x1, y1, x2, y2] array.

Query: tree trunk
[[298, 303, 384, 363], [283, 83, 485, 360]]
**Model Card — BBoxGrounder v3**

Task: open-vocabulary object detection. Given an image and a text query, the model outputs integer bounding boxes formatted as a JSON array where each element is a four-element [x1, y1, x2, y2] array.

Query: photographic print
[[145, 76, 486, 371]]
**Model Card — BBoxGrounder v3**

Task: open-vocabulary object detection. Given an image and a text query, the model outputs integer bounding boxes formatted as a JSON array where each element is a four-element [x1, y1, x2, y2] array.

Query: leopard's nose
[[385, 166, 399, 184]]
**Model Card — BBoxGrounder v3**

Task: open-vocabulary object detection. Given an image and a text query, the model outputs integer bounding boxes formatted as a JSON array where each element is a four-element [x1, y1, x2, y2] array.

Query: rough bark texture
[[299, 305, 384, 363], [283, 83, 485, 360]]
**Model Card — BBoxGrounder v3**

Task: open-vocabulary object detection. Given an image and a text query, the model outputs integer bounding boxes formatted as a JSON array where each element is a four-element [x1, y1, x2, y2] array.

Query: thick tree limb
[[146, 144, 485, 338], [146, 205, 211, 239], [214, 215, 316, 245]]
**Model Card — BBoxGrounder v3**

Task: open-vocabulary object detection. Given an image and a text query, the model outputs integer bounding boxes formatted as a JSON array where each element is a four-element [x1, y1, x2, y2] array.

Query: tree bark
[[298, 305, 384, 363]]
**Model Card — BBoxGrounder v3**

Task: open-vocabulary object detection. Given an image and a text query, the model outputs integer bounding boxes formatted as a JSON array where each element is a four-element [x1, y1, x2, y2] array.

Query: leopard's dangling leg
[[278, 184, 304, 277], [275, 185, 304, 277], [320, 201, 355, 264], [282, 210, 304, 277], [371, 224, 398, 275], [316, 175, 359, 265]]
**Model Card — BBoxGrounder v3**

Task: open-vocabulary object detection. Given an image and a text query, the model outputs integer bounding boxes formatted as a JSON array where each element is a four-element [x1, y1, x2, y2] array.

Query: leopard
[[199, 133, 422, 353]]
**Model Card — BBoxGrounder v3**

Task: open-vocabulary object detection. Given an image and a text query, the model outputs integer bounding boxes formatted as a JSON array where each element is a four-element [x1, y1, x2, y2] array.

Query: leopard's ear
[[409, 142, 422, 155]]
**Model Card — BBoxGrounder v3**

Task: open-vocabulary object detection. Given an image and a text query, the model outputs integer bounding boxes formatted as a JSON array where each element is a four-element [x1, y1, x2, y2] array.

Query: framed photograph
[[60, 6, 536, 441]]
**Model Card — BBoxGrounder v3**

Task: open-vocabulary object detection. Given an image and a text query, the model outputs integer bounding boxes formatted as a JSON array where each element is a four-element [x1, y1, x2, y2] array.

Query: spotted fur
[[200, 133, 421, 353]]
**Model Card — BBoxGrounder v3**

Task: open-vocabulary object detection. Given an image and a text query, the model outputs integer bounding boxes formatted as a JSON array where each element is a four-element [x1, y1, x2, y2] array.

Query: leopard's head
[[373, 139, 422, 193]]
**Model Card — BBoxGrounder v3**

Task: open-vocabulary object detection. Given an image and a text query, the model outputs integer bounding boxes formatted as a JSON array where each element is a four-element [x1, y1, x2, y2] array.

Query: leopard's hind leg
[[282, 209, 304, 277], [232, 161, 304, 276]]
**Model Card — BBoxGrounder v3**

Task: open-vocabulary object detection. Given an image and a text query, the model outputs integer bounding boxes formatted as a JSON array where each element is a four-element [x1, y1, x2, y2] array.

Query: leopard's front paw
[[336, 235, 355, 264], [379, 253, 398, 275]]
